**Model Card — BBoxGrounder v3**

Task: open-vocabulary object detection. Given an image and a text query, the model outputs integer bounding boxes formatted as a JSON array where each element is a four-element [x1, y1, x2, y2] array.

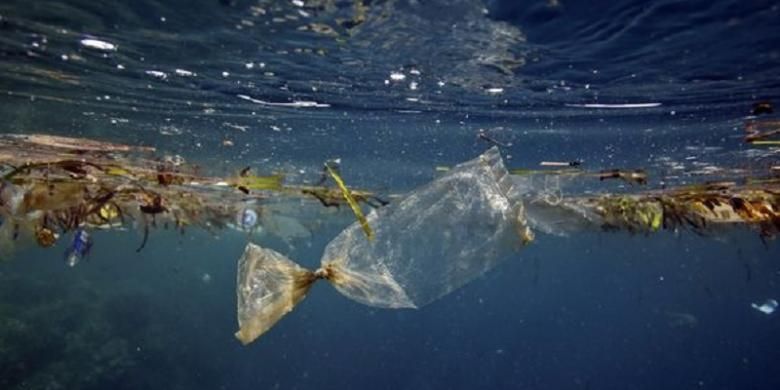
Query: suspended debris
[[65, 229, 92, 267], [745, 119, 780, 145], [598, 169, 648, 185], [235, 148, 532, 344], [752, 299, 778, 315], [1, 133, 778, 345], [325, 162, 373, 240]]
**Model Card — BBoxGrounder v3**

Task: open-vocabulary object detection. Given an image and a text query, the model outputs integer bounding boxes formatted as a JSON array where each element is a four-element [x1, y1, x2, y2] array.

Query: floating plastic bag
[[235, 147, 533, 344]]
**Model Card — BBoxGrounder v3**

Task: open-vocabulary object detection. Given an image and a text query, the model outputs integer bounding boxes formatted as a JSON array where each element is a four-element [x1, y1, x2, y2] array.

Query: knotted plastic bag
[[235, 147, 533, 344]]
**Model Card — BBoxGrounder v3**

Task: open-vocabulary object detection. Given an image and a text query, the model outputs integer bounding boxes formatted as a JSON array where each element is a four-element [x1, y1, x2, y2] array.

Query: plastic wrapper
[[235, 147, 532, 344]]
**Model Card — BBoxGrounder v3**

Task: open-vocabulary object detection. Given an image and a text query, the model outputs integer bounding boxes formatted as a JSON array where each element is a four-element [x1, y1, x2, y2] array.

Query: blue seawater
[[0, 0, 779, 389]]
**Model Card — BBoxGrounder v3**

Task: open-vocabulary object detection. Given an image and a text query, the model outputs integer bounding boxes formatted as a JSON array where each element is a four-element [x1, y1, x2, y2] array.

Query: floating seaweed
[[527, 182, 780, 239], [0, 134, 385, 258], [2, 132, 777, 259]]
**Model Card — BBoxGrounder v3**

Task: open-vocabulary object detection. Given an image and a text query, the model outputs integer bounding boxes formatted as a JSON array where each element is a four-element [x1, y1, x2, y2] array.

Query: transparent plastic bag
[[235, 244, 317, 345], [235, 147, 533, 344], [320, 146, 529, 308]]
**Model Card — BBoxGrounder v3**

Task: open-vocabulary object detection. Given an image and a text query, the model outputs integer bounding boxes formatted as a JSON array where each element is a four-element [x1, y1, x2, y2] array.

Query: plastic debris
[[752, 299, 778, 315], [65, 229, 92, 267], [565, 102, 662, 109], [79, 38, 117, 52], [598, 169, 648, 185], [540, 161, 581, 167], [237, 208, 258, 231], [0, 131, 778, 344], [325, 162, 373, 240], [235, 147, 532, 344]]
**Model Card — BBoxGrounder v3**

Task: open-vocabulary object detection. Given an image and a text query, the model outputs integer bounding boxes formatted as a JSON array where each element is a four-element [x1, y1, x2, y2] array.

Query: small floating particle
[[237, 94, 330, 108], [389, 72, 406, 81], [80, 38, 117, 51], [540, 161, 581, 167], [308, 23, 337, 36], [145, 70, 168, 80], [485, 87, 504, 95], [223, 122, 249, 132], [174, 68, 196, 77]]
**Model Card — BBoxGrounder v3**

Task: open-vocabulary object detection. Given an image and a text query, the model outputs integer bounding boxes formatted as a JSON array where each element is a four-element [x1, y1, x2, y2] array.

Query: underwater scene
[[1, 0, 779, 389]]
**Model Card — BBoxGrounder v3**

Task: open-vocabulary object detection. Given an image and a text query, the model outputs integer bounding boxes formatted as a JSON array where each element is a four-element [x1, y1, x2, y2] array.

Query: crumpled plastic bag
[[235, 147, 533, 344]]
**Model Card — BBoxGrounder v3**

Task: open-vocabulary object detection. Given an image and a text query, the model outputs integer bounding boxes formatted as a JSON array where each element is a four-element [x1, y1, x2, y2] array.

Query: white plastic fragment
[[79, 38, 117, 51], [389, 72, 406, 81], [174, 68, 196, 77], [145, 70, 168, 80], [237, 94, 330, 108], [751, 299, 778, 315]]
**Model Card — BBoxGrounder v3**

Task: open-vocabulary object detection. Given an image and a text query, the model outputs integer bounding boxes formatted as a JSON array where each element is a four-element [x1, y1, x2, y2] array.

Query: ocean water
[[1, 0, 779, 389]]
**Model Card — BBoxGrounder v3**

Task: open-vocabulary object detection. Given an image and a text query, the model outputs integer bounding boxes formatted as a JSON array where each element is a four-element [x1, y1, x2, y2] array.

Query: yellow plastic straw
[[325, 164, 374, 241]]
